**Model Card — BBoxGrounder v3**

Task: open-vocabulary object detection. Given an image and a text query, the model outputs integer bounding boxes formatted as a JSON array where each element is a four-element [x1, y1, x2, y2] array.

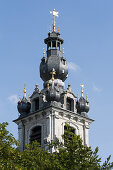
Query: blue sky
[[0, 0, 113, 163]]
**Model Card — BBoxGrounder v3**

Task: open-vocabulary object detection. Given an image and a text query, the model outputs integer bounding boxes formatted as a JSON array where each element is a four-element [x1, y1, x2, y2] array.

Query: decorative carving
[[44, 138, 48, 144], [66, 114, 71, 119], [42, 111, 46, 117], [80, 119, 85, 124], [28, 117, 33, 122], [73, 116, 78, 122], [35, 114, 40, 120], [59, 112, 64, 117], [85, 125, 89, 129]]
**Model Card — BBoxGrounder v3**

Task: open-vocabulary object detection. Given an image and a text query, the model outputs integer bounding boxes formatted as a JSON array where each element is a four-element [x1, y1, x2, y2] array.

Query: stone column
[[18, 121, 25, 151]]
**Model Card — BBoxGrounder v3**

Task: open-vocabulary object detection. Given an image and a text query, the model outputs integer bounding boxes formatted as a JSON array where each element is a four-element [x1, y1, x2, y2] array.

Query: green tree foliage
[[0, 122, 113, 170], [52, 123, 113, 170], [0, 122, 21, 169]]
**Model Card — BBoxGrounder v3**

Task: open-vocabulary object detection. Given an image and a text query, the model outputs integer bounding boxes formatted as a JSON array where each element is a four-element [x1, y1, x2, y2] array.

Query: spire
[[18, 95, 21, 102], [62, 48, 64, 57], [80, 84, 84, 97], [40, 10, 68, 83], [43, 48, 45, 57], [24, 84, 26, 98], [50, 9, 59, 32], [49, 27, 51, 33]]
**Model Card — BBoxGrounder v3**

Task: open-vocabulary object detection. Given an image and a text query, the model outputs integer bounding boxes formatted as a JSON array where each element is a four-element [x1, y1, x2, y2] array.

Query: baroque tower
[[14, 10, 93, 151]]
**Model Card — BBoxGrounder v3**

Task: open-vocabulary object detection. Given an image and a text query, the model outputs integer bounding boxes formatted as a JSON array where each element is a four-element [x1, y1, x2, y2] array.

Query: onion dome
[[76, 96, 89, 114], [76, 85, 90, 114], [46, 87, 60, 102], [17, 85, 31, 115], [40, 41, 68, 82], [46, 69, 60, 102], [17, 97, 31, 114]]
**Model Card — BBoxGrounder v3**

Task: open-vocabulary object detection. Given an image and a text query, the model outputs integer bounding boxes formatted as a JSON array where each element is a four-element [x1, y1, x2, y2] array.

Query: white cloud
[[93, 84, 102, 92], [8, 95, 18, 104], [68, 62, 80, 71]]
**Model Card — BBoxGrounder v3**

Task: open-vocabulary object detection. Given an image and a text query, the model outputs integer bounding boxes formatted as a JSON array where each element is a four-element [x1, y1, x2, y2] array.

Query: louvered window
[[66, 98, 74, 112], [34, 98, 39, 111], [30, 126, 41, 145], [64, 125, 75, 144]]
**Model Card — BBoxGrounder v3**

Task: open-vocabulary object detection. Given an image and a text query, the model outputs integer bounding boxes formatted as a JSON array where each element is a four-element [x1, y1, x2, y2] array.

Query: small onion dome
[[76, 96, 89, 114], [46, 87, 60, 102], [17, 97, 31, 115]]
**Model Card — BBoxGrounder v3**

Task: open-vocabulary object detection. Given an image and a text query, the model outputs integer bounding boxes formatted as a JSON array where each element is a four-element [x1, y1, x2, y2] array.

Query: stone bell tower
[[14, 9, 93, 152]]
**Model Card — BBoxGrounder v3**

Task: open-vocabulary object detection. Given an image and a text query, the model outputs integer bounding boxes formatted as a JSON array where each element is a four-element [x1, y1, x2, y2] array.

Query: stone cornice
[[13, 104, 94, 125]]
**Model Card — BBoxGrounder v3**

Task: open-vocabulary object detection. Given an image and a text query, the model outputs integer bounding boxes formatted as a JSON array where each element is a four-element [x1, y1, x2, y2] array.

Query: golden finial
[[57, 80, 58, 88], [86, 94, 88, 101], [24, 84, 26, 93], [24, 84, 26, 98], [49, 27, 50, 33], [19, 95, 21, 102], [50, 9, 59, 32], [77, 94, 79, 101], [58, 27, 59, 33], [53, 9, 56, 32], [43, 48, 45, 57], [47, 82, 49, 89], [62, 48, 64, 57], [80, 84, 84, 97], [50, 68, 56, 81]]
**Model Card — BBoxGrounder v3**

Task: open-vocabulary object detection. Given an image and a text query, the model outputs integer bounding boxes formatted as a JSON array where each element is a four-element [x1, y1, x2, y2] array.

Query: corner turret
[[17, 84, 31, 115], [76, 84, 90, 117]]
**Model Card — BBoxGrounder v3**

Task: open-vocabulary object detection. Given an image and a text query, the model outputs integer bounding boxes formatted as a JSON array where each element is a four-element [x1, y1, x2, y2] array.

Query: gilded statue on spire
[[50, 9, 59, 32]]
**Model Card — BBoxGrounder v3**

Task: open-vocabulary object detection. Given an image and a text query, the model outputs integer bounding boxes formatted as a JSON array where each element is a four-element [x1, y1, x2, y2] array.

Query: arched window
[[64, 125, 75, 143], [66, 98, 74, 111], [30, 126, 41, 145], [34, 98, 39, 111]]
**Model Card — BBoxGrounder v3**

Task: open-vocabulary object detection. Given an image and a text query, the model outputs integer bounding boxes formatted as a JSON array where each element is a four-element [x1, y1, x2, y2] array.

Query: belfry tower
[[14, 10, 93, 151]]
